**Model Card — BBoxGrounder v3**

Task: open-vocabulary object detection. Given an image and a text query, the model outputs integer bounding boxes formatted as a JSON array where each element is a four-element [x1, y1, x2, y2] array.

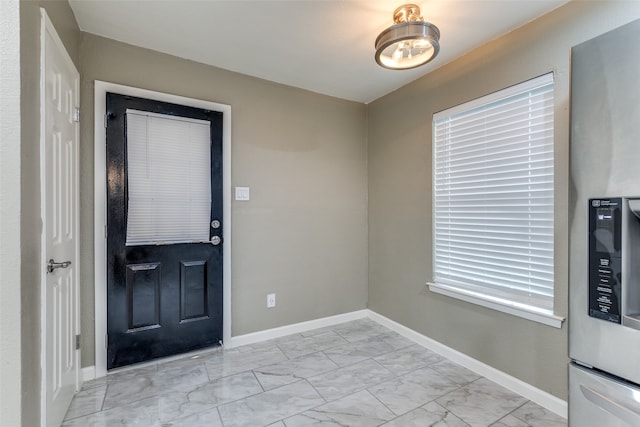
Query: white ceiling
[[68, 0, 569, 103]]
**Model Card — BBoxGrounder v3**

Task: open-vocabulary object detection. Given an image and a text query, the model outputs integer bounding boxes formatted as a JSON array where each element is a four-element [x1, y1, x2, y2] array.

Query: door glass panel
[[126, 109, 211, 245]]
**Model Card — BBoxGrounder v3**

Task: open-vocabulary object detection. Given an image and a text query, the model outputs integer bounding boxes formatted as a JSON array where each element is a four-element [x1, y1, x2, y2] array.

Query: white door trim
[[40, 8, 80, 426], [94, 81, 232, 378]]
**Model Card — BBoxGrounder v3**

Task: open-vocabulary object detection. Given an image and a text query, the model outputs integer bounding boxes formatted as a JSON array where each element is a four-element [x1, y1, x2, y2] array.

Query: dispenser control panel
[[588, 198, 622, 323]]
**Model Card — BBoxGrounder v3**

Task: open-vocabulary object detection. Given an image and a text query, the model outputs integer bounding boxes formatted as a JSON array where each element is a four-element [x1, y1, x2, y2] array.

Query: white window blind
[[126, 109, 211, 246], [432, 73, 554, 313]]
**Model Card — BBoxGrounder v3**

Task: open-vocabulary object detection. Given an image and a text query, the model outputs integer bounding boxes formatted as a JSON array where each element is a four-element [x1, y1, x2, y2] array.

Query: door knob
[[47, 259, 71, 273]]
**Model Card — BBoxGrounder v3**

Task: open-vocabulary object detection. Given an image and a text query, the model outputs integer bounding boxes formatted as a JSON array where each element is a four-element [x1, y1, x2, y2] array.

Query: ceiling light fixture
[[375, 3, 440, 70]]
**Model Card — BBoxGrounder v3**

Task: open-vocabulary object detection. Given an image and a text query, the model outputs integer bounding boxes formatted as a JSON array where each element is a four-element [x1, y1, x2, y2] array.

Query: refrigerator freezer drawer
[[570, 363, 640, 427]]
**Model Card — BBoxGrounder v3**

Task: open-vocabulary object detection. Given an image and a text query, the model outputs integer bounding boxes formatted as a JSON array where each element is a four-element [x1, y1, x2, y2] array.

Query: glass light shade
[[375, 21, 440, 70]]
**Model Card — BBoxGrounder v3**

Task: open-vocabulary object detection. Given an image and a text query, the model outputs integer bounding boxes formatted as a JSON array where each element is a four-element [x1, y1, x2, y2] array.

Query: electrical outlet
[[267, 293, 276, 308]]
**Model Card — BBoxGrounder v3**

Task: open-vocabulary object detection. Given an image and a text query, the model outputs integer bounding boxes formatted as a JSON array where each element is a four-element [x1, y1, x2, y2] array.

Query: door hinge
[[104, 224, 108, 239], [105, 334, 108, 349], [104, 113, 108, 129], [73, 108, 80, 123], [75, 334, 81, 350]]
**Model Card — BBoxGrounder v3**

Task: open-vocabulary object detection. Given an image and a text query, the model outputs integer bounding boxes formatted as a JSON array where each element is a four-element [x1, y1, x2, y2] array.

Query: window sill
[[427, 282, 565, 329]]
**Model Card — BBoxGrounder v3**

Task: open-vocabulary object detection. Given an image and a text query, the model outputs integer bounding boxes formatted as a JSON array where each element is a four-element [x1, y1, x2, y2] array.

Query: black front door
[[106, 93, 223, 369]]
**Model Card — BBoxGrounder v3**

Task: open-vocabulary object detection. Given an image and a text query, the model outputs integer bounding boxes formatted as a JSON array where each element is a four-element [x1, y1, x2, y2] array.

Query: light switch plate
[[235, 186, 250, 201]]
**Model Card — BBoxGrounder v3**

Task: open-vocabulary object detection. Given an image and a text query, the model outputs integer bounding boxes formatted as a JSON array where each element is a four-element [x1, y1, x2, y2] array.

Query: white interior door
[[40, 9, 80, 427]]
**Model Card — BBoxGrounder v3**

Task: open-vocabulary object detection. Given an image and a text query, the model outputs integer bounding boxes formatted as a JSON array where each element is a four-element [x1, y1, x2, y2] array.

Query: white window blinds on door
[[126, 109, 211, 246], [432, 73, 554, 312]]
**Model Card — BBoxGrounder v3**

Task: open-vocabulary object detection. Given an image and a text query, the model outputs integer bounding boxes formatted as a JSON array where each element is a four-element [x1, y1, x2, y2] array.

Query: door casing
[[94, 81, 232, 378]]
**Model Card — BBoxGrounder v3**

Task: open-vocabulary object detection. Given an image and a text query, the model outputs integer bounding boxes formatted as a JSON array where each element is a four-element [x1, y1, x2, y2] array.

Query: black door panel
[[106, 93, 223, 369]]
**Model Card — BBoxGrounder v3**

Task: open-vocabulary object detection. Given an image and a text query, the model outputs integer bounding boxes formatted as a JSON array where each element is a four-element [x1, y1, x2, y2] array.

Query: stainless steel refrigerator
[[569, 18, 640, 426]]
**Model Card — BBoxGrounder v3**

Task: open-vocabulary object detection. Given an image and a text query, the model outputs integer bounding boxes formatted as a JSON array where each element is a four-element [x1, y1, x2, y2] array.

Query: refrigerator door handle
[[581, 384, 640, 426]]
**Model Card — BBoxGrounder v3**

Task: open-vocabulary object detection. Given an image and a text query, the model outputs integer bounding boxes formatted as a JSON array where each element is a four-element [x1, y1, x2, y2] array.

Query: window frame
[[428, 73, 564, 328]]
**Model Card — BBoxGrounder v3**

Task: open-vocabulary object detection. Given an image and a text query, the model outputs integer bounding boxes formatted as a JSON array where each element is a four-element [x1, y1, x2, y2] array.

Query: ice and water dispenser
[[589, 197, 640, 328]]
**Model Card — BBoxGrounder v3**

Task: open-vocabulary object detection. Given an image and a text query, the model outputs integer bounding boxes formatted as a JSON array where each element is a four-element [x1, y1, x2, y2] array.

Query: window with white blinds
[[432, 73, 555, 316], [126, 109, 211, 246]]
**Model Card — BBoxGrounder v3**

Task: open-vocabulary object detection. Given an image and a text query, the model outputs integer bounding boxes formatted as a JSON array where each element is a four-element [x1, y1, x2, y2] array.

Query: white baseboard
[[226, 309, 370, 348], [366, 309, 568, 419]]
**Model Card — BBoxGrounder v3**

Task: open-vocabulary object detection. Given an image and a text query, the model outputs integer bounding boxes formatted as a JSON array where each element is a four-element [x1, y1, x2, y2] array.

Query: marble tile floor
[[63, 318, 567, 427]]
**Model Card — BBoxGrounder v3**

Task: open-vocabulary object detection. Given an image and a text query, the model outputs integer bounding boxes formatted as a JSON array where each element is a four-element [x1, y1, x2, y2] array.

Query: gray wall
[[79, 34, 369, 366], [18, 0, 81, 425], [367, 0, 640, 400]]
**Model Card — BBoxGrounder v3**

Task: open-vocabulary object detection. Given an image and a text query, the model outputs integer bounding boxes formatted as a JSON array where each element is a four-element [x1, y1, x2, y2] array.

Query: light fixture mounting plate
[[393, 4, 423, 24]]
